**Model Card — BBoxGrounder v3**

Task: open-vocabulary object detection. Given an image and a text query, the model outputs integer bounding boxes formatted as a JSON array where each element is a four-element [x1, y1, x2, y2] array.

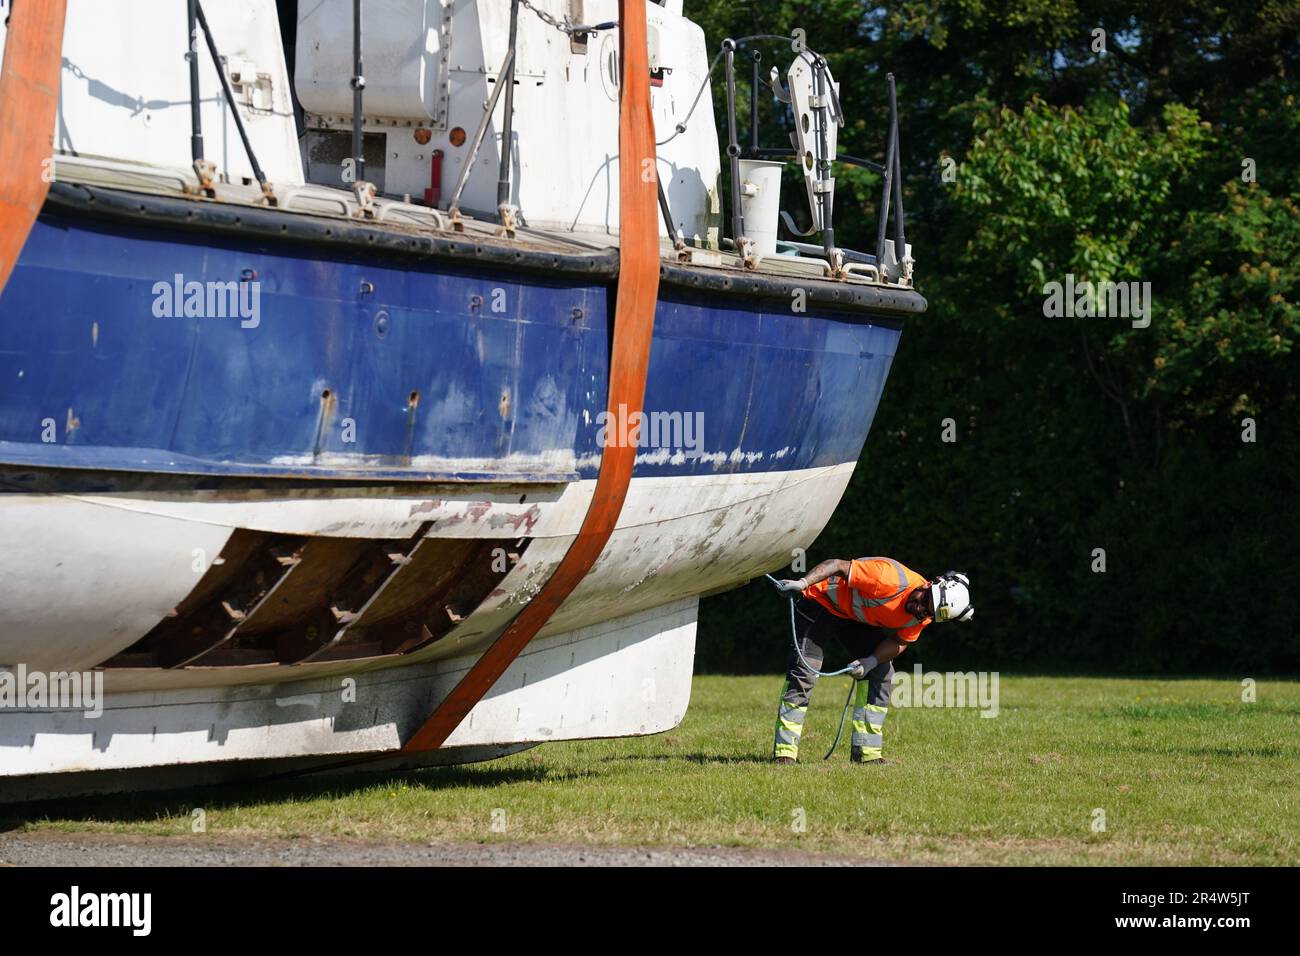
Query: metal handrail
[[351, 0, 365, 183], [195, 1, 276, 204], [718, 35, 910, 279], [187, 0, 203, 163], [446, 46, 516, 217], [496, 0, 521, 210]]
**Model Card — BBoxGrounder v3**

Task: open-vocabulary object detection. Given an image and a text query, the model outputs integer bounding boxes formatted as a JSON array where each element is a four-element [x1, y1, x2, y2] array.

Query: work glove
[[847, 655, 879, 681], [772, 578, 808, 594]]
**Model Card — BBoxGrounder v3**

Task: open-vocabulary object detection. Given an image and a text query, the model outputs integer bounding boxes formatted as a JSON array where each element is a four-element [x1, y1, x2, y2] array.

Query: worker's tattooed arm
[[870, 635, 908, 665], [773, 558, 849, 593], [800, 558, 851, 587]]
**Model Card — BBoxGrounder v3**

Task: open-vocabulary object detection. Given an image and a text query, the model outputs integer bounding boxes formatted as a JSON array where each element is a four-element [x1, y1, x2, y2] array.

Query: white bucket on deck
[[738, 159, 784, 256]]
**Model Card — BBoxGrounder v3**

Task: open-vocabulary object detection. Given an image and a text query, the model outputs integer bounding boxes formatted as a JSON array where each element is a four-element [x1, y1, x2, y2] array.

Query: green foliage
[[692, 1, 1300, 674], [1152, 179, 1300, 419], [957, 97, 1209, 294]]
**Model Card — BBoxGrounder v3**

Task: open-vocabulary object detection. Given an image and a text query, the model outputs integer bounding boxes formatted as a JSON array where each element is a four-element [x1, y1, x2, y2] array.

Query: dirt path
[[0, 831, 880, 867]]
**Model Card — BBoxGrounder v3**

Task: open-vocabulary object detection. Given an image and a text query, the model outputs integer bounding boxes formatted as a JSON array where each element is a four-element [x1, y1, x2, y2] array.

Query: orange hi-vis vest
[[803, 557, 931, 643]]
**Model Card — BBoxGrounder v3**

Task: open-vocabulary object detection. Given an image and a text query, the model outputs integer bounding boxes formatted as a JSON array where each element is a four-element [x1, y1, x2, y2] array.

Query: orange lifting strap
[[402, 0, 662, 752], [0, 0, 67, 297]]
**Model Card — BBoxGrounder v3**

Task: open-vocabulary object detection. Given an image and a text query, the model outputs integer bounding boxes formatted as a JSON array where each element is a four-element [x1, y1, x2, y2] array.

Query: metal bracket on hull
[[153, 532, 308, 668], [190, 159, 219, 198], [101, 529, 527, 671], [275, 525, 436, 664], [364, 539, 522, 658], [274, 525, 513, 664]]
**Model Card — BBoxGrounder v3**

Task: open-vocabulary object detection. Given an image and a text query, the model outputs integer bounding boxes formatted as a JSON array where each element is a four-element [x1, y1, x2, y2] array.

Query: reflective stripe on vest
[[849, 588, 869, 623]]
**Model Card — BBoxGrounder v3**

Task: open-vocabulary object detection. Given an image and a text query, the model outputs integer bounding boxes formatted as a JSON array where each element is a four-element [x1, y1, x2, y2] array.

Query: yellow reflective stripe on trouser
[[774, 680, 807, 759], [851, 684, 888, 759]]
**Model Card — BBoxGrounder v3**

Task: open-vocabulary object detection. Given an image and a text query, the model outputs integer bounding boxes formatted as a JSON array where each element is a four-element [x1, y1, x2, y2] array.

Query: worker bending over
[[771, 558, 973, 764]]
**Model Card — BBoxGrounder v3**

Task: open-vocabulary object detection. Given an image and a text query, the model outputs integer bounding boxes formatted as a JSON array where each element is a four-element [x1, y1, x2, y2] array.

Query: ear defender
[[931, 572, 973, 623]]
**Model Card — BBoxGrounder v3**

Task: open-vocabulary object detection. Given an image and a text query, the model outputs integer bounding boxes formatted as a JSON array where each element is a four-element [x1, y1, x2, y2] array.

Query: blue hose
[[765, 574, 857, 677], [824, 681, 856, 761]]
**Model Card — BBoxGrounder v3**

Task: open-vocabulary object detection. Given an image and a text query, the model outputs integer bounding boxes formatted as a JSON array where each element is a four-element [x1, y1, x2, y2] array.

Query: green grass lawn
[[7, 675, 1299, 865]]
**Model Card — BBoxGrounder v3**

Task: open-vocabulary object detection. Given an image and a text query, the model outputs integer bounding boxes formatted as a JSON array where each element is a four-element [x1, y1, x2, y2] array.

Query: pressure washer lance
[[764, 573, 858, 760]]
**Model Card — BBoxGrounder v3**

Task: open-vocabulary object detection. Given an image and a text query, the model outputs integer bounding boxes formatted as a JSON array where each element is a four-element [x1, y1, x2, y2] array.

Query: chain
[[518, 0, 616, 37]]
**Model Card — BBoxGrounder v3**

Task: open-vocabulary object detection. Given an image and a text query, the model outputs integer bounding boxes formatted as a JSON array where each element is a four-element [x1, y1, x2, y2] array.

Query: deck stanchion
[[496, 0, 521, 211], [888, 73, 906, 255], [188, 0, 204, 162], [351, 0, 365, 182]]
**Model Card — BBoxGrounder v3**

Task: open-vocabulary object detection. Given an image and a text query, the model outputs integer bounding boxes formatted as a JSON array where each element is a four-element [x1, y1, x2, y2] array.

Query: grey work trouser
[[773, 598, 894, 761]]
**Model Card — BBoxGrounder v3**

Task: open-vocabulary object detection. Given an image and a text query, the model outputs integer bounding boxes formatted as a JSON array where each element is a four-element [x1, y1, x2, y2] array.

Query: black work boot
[[774, 756, 796, 765], [850, 747, 888, 765]]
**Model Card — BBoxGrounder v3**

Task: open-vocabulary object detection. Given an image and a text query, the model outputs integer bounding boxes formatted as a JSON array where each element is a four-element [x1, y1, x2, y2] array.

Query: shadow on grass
[[1118, 744, 1300, 759], [697, 669, 1300, 682], [0, 761, 597, 830], [604, 752, 775, 766], [1103, 702, 1300, 720]]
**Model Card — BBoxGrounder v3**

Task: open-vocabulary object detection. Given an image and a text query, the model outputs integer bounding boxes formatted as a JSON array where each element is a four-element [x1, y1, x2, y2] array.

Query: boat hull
[[0, 195, 912, 792]]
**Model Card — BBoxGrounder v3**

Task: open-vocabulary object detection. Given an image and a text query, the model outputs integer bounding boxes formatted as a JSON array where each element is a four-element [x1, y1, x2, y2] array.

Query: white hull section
[[0, 463, 853, 787], [0, 598, 695, 784], [1, 464, 852, 685]]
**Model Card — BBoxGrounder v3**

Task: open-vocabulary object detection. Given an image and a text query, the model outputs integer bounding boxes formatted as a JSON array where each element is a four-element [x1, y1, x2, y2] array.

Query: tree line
[[693, 0, 1299, 674]]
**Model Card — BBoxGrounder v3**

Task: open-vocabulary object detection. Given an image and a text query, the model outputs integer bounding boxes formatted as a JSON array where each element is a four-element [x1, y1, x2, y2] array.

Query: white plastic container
[[737, 159, 784, 256]]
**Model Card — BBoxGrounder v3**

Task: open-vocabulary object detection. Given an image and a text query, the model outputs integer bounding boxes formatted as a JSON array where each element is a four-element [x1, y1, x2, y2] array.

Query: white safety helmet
[[930, 572, 974, 622]]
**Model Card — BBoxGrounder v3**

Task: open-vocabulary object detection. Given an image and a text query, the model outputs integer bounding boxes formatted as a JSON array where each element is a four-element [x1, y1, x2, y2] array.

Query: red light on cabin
[[413, 127, 432, 145], [448, 127, 467, 147]]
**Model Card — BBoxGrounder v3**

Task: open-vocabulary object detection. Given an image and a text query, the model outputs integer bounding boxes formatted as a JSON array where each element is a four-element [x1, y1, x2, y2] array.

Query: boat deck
[[48, 154, 921, 309]]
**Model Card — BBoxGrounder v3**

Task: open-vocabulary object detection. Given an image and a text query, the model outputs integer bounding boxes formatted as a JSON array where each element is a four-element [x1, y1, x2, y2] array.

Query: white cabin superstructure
[[16, 0, 720, 240]]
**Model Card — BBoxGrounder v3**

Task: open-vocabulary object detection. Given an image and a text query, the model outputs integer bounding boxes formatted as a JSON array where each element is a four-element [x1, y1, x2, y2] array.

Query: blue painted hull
[[0, 211, 904, 482]]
